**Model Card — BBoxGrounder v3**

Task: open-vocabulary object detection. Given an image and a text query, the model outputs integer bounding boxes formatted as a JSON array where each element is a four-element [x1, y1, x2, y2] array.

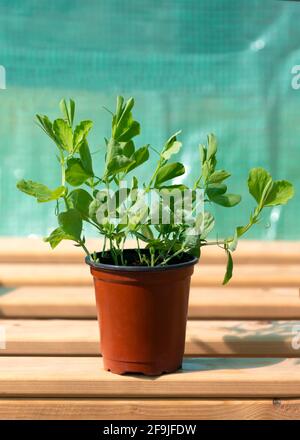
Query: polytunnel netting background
[[0, 0, 299, 239]]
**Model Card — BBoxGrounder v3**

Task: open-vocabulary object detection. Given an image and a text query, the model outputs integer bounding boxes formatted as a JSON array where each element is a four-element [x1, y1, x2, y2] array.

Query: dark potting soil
[[92, 248, 194, 267]]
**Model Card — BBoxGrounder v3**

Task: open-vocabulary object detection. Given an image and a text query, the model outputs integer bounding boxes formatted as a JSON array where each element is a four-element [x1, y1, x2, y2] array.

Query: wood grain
[[1, 286, 299, 320], [0, 286, 96, 318], [1, 239, 299, 419], [0, 398, 300, 420], [1, 238, 300, 264], [1, 319, 299, 358], [1, 263, 300, 287], [0, 357, 300, 397]]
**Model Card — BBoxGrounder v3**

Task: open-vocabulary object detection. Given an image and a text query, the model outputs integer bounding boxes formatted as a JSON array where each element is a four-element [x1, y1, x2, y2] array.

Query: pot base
[[103, 358, 182, 376]]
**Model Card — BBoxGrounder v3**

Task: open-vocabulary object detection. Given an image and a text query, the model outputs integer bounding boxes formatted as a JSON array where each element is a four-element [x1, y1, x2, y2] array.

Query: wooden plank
[[1, 263, 300, 287], [189, 264, 300, 288], [1, 319, 300, 358], [0, 398, 299, 420], [0, 263, 91, 286], [1, 238, 300, 264], [189, 287, 300, 320], [1, 286, 300, 320], [0, 286, 96, 318], [0, 237, 121, 264], [0, 356, 300, 397]]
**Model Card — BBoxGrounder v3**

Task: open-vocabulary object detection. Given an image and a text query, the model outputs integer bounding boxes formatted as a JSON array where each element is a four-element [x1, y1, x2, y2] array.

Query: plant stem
[[136, 237, 143, 264], [79, 241, 90, 257], [85, 219, 103, 232], [120, 237, 126, 265], [109, 237, 118, 265], [63, 196, 70, 210], [60, 154, 66, 186], [160, 246, 186, 266], [203, 240, 226, 246], [146, 154, 164, 191], [60, 153, 70, 210], [102, 236, 107, 257]]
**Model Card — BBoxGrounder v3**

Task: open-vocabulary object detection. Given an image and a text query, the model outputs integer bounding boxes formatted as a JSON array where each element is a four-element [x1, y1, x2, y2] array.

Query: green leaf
[[65, 158, 92, 186], [17, 180, 65, 203], [36, 115, 58, 144], [223, 250, 233, 285], [228, 224, 248, 252], [127, 204, 149, 229], [105, 138, 123, 163], [183, 234, 202, 254], [118, 120, 140, 142], [161, 131, 182, 160], [60, 99, 69, 121], [131, 176, 138, 190], [79, 141, 94, 175], [89, 198, 101, 223], [208, 170, 231, 184], [44, 227, 74, 249], [104, 139, 134, 177], [248, 168, 272, 204], [106, 155, 132, 177], [58, 209, 82, 240], [59, 99, 75, 127], [206, 183, 227, 198], [162, 140, 182, 160], [158, 184, 188, 191], [201, 161, 210, 182], [155, 162, 185, 186], [112, 187, 131, 212], [68, 189, 93, 220], [210, 193, 241, 207], [112, 97, 140, 142], [139, 225, 154, 241], [248, 168, 294, 208], [189, 247, 201, 258], [201, 134, 218, 184], [115, 96, 124, 120], [53, 119, 73, 152], [73, 120, 93, 151], [201, 212, 215, 238], [122, 140, 135, 158], [69, 99, 75, 126], [126, 146, 149, 173], [207, 133, 217, 161], [199, 144, 207, 165], [264, 180, 294, 207], [184, 211, 215, 244]]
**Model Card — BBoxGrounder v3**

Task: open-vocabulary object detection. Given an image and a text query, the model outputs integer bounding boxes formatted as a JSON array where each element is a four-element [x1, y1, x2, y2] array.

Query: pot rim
[[85, 249, 198, 272]]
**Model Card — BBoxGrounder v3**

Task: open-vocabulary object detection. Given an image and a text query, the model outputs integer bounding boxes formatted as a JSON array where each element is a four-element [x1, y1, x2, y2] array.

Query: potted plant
[[17, 97, 294, 375]]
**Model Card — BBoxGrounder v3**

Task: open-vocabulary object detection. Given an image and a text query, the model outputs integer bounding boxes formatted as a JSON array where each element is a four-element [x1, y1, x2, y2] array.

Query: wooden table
[[0, 238, 300, 420]]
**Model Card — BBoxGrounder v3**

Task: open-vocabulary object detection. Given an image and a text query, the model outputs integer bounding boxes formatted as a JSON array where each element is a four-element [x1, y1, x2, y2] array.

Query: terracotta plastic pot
[[86, 250, 198, 376]]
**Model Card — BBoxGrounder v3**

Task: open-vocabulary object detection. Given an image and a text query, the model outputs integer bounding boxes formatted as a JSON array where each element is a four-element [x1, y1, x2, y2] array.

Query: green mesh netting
[[0, 0, 299, 239]]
